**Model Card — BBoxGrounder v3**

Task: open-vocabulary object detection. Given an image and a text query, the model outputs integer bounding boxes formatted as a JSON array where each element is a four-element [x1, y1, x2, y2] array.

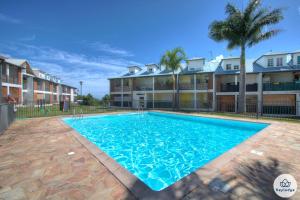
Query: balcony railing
[[263, 82, 300, 91], [220, 83, 258, 92], [196, 83, 208, 90], [123, 86, 131, 92], [111, 86, 121, 92], [179, 83, 193, 90], [246, 83, 258, 92], [154, 83, 173, 90], [134, 86, 153, 91], [220, 84, 239, 92]]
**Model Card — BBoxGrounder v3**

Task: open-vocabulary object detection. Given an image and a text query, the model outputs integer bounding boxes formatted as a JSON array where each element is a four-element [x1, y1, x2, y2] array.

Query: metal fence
[[15, 102, 117, 119], [0, 103, 16, 134], [109, 99, 300, 120], [13, 99, 300, 121]]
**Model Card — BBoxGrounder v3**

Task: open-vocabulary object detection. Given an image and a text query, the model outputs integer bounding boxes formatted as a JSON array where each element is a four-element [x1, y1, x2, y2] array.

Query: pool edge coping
[[60, 111, 279, 199]]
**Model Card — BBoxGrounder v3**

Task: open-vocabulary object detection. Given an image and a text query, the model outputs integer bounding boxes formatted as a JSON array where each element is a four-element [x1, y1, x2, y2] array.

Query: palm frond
[[244, 0, 261, 18], [248, 29, 281, 47], [225, 3, 240, 15], [160, 47, 186, 72]]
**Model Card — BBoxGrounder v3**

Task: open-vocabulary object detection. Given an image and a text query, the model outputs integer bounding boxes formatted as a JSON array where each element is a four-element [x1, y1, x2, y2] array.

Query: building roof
[[5, 58, 27, 67], [215, 59, 256, 75], [186, 57, 205, 61]]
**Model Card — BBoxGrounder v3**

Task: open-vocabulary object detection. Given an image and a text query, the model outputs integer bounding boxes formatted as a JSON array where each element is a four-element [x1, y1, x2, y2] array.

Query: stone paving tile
[[0, 114, 299, 200], [0, 117, 134, 200]]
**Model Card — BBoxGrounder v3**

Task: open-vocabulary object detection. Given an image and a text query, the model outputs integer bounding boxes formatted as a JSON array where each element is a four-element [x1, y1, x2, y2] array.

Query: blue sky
[[0, 0, 299, 98]]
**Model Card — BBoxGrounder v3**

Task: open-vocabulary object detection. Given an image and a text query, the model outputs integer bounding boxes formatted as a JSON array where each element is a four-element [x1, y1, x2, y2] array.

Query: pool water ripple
[[63, 112, 268, 191]]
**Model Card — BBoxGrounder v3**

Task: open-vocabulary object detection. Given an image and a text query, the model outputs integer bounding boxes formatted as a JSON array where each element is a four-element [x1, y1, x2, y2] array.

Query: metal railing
[[179, 83, 193, 90], [263, 82, 300, 91], [220, 83, 258, 92], [154, 83, 173, 90], [16, 102, 118, 119], [133, 86, 153, 91]]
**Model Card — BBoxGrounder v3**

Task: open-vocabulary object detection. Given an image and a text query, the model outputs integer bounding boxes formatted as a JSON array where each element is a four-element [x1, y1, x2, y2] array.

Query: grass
[[16, 104, 124, 119]]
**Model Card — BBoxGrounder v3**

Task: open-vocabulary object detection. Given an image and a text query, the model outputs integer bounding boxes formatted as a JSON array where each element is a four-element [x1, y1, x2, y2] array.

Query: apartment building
[[1, 56, 77, 105], [109, 50, 300, 116]]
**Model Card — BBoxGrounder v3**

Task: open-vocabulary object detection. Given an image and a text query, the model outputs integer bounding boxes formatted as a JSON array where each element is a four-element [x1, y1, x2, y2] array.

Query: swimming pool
[[63, 112, 268, 191]]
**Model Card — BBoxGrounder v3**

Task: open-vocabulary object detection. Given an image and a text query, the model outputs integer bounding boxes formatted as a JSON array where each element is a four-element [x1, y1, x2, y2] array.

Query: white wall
[[221, 59, 240, 70], [128, 67, 141, 74], [293, 53, 300, 65], [187, 59, 204, 71], [256, 54, 291, 67], [146, 64, 158, 72]]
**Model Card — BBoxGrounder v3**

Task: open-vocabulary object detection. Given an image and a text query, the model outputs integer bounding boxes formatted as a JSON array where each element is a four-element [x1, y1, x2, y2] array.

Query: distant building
[[1, 56, 77, 105], [109, 50, 300, 116]]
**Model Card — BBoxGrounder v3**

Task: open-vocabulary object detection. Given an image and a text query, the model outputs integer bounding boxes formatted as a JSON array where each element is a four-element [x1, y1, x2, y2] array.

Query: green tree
[[81, 93, 100, 106], [160, 47, 186, 109], [209, 0, 283, 113]]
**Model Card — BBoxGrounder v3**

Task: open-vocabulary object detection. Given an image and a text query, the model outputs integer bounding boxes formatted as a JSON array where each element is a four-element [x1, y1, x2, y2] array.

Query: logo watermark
[[273, 174, 297, 198]]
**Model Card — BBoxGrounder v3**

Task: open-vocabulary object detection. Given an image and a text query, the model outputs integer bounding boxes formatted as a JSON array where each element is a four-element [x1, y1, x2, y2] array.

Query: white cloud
[[0, 42, 142, 98], [86, 42, 134, 57], [0, 13, 21, 24]]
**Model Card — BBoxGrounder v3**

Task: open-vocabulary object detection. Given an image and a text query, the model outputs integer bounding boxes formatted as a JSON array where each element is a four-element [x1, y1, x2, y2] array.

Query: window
[[149, 68, 153, 72], [276, 57, 283, 66], [267, 58, 274, 67], [234, 65, 239, 70], [226, 64, 232, 70], [297, 56, 300, 65]]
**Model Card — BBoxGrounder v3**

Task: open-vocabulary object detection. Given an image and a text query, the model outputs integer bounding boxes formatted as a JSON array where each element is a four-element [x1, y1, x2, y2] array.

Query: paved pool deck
[[0, 112, 299, 200]]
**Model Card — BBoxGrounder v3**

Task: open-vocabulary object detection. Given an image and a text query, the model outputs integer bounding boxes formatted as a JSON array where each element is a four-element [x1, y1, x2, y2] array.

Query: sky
[[0, 0, 299, 98]]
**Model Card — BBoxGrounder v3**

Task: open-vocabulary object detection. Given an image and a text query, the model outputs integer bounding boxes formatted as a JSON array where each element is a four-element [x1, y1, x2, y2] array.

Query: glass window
[[234, 65, 239, 70], [297, 56, 300, 65], [276, 57, 283, 66], [267, 58, 274, 67], [226, 64, 231, 70]]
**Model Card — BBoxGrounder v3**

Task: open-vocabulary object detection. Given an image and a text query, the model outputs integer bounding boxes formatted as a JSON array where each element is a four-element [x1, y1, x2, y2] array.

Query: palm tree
[[160, 47, 186, 110], [209, 0, 283, 113]]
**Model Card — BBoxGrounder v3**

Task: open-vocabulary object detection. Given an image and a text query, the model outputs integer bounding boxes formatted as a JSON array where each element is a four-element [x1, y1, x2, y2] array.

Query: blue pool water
[[63, 112, 268, 191]]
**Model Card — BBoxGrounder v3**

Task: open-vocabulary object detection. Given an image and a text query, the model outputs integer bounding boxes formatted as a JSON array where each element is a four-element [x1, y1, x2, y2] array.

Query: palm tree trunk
[[238, 44, 246, 113], [172, 72, 176, 110]]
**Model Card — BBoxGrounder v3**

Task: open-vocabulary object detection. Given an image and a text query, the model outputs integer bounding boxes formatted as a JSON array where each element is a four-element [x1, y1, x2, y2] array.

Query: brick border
[[62, 111, 278, 199]]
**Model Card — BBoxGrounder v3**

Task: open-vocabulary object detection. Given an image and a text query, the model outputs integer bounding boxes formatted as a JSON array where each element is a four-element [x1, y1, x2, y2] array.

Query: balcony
[[196, 83, 208, 90], [220, 84, 239, 92], [246, 83, 258, 92], [179, 83, 193, 90], [2, 75, 8, 83], [123, 86, 131, 92], [220, 83, 258, 92], [9, 76, 19, 84], [263, 82, 300, 91], [111, 86, 122, 92], [154, 82, 173, 90], [134, 85, 153, 91]]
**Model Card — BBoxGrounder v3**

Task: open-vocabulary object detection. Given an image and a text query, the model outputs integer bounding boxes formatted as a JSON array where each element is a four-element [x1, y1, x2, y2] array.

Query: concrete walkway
[[0, 114, 299, 199]]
